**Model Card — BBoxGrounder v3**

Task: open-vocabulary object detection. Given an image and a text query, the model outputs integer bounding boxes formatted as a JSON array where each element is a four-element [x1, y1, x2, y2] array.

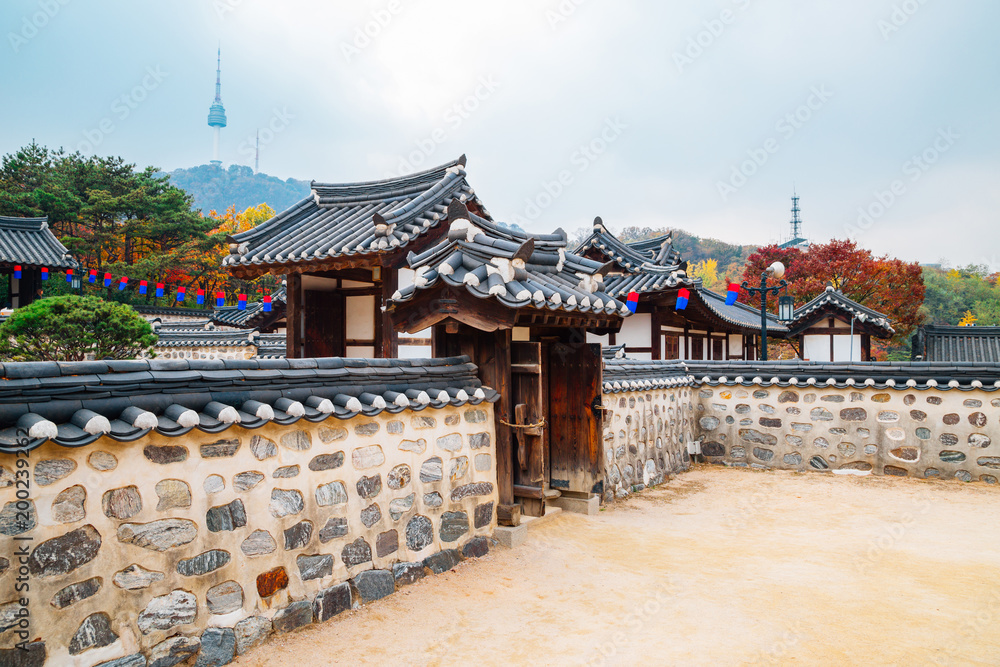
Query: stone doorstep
[[493, 505, 565, 548], [548, 493, 599, 516]]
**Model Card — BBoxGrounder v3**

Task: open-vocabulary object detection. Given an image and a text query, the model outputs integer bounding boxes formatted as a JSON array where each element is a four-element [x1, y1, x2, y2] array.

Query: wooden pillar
[[650, 307, 661, 360], [286, 273, 302, 359], [379, 267, 398, 358], [862, 334, 871, 361], [478, 328, 513, 506]]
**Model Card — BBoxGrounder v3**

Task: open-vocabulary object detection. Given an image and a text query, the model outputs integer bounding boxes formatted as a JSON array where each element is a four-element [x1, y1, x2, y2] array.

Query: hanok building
[[785, 285, 894, 362], [223, 157, 481, 359], [388, 201, 629, 519], [0, 215, 78, 308], [911, 324, 1000, 362], [212, 283, 287, 333], [574, 219, 787, 360]]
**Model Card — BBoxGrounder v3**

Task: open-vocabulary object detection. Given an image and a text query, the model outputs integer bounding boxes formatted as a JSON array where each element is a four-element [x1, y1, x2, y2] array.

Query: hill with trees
[[165, 163, 310, 215]]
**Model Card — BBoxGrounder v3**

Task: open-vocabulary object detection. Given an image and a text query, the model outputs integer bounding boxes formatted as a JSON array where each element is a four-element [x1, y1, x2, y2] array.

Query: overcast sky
[[3, 0, 998, 267]]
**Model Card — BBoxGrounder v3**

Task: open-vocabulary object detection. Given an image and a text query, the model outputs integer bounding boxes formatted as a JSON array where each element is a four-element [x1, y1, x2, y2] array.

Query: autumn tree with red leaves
[[739, 239, 925, 352]]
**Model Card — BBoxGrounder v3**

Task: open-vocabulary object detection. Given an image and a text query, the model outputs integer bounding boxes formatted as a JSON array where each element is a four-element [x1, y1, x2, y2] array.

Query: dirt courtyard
[[233, 466, 1000, 666]]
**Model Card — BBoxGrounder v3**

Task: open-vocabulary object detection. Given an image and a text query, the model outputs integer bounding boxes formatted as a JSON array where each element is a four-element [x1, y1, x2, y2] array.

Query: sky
[[2, 0, 998, 268]]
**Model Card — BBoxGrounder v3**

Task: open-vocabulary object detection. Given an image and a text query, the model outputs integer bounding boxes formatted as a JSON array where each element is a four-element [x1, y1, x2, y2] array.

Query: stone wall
[[599, 387, 696, 502], [0, 405, 497, 666], [694, 385, 999, 483], [149, 344, 256, 361]]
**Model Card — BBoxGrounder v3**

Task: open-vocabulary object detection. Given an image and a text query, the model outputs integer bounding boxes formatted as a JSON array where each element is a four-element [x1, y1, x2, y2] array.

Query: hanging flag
[[155, 283, 164, 298], [118, 276, 129, 291], [103, 272, 112, 287], [676, 287, 690, 311], [176, 286, 186, 302], [139, 280, 148, 295], [625, 291, 639, 314], [263, 295, 272, 312], [40, 267, 49, 281], [88, 269, 97, 284], [196, 288, 205, 305], [726, 283, 740, 306], [13, 265, 21, 279], [216, 291, 225, 307], [65, 269, 74, 283], [237, 293, 247, 311]]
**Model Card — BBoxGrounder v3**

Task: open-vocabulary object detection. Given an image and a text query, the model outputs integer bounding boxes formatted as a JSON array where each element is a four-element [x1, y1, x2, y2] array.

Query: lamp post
[[741, 261, 788, 361]]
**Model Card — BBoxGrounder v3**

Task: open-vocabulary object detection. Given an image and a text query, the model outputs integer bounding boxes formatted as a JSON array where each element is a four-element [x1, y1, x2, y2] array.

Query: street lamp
[[741, 261, 788, 361], [778, 295, 794, 322]]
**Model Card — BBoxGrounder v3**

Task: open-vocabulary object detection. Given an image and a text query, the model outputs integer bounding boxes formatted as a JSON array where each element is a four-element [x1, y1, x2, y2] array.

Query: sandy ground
[[232, 466, 1000, 666]]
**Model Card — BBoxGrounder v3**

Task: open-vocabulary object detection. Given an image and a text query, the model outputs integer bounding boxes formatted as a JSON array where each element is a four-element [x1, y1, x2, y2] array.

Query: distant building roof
[[912, 324, 1000, 362], [0, 216, 78, 270], [152, 327, 259, 349], [212, 284, 286, 329], [788, 286, 894, 338], [574, 217, 685, 276], [224, 156, 483, 276], [256, 333, 286, 358]]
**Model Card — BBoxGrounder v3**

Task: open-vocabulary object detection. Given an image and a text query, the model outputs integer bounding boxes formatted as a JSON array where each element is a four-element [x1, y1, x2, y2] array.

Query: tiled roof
[[0, 216, 78, 270], [212, 284, 286, 328], [152, 328, 259, 348], [788, 286, 894, 337], [602, 344, 627, 360], [682, 360, 1000, 392], [574, 219, 687, 279], [695, 287, 789, 334], [916, 325, 1000, 362], [223, 157, 482, 273], [256, 333, 286, 358], [390, 203, 628, 318], [0, 356, 498, 452], [602, 359, 695, 393], [132, 305, 212, 320]]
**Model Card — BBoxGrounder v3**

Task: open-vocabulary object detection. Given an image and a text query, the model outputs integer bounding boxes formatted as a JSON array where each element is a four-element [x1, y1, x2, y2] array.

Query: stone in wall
[[235, 616, 272, 655], [234, 471, 264, 492], [449, 457, 469, 482], [387, 464, 411, 490], [273, 465, 300, 479], [270, 489, 304, 517], [356, 474, 382, 499], [406, 515, 433, 551], [207, 581, 244, 615], [313, 582, 353, 622], [279, 430, 311, 451], [389, 494, 414, 520], [177, 550, 231, 576], [392, 562, 427, 587], [118, 519, 198, 551], [197, 627, 236, 667], [102, 486, 143, 520], [206, 499, 247, 532], [424, 549, 461, 574], [315, 481, 348, 506], [249, 435, 277, 460], [69, 613, 118, 655], [256, 567, 289, 598], [204, 475, 226, 493], [318, 517, 348, 543], [377, 530, 398, 557], [360, 504, 382, 528], [436, 434, 463, 453], [445, 415, 460, 426], [29, 525, 101, 577], [465, 409, 488, 423], [51, 485, 86, 523], [284, 521, 313, 550], [474, 454, 491, 472], [387, 420, 404, 434], [144, 444, 188, 464], [353, 445, 385, 469], [318, 426, 347, 443], [423, 492, 443, 508], [88, 451, 117, 471], [420, 457, 443, 482], [51, 577, 102, 609], [399, 439, 426, 453], [352, 570, 394, 603], [148, 635, 200, 667], [114, 564, 165, 590], [463, 536, 489, 558], [200, 438, 241, 458], [474, 502, 494, 529], [309, 452, 344, 471], [297, 554, 333, 581], [35, 458, 77, 487], [342, 538, 372, 568], [0, 499, 36, 536], [469, 433, 491, 449], [412, 415, 436, 429], [155, 479, 192, 510], [440, 511, 469, 542], [241, 530, 277, 557], [137, 589, 197, 634], [450, 482, 494, 502]]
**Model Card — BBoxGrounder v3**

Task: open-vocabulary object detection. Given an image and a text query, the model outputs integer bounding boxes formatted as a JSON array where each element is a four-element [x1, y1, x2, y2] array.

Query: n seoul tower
[[207, 47, 227, 166]]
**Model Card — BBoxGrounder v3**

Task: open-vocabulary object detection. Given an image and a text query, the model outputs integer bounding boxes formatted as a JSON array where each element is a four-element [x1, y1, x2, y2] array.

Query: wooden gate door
[[304, 290, 344, 357], [548, 341, 603, 496], [511, 341, 549, 516]]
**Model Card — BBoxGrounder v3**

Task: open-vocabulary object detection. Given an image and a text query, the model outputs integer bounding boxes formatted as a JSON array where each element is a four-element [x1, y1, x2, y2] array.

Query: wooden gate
[[547, 341, 604, 496]]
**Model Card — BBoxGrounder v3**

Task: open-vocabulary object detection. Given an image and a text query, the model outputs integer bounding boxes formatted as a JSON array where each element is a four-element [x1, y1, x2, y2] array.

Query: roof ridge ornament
[[593, 216, 604, 232]]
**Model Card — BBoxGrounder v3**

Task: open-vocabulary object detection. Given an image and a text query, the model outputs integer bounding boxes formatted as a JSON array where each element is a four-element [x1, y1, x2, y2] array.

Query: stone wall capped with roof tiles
[[0, 405, 496, 666]]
